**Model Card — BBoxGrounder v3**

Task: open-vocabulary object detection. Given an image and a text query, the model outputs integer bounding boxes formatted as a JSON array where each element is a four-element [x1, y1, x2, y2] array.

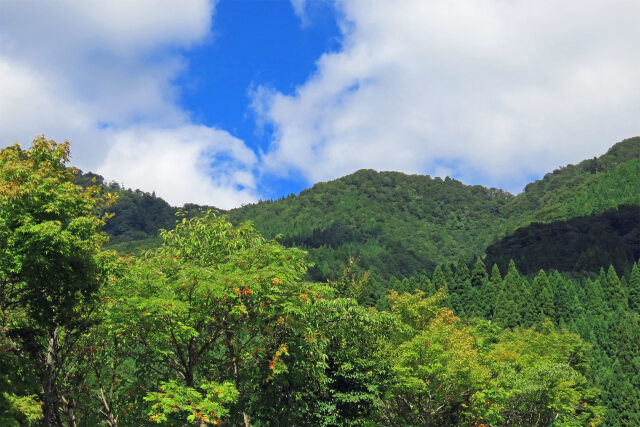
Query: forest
[[0, 137, 639, 426]]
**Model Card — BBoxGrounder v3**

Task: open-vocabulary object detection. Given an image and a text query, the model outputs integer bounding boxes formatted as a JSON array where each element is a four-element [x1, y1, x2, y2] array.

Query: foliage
[[4, 137, 639, 425], [89, 137, 640, 283], [144, 380, 238, 425], [486, 205, 640, 275], [74, 170, 215, 254], [0, 137, 115, 425], [3, 393, 43, 426], [385, 295, 490, 426], [227, 170, 512, 283]]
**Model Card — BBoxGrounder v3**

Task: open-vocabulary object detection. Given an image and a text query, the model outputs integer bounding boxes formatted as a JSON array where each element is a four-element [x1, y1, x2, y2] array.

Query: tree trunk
[[42, 327, 63, 426], [60, 395, 78, 427], [225, 333, 250, 427], [98, 386, 118, 427]]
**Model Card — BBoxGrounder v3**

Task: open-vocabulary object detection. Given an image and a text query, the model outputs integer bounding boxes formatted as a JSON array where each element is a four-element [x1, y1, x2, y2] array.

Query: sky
[[1, 0, 640, 209]]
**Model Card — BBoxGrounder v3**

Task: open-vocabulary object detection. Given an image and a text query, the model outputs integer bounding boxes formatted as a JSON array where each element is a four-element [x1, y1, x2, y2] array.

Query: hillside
[[485, 204, 640, 275], [92, 137, 640, 279], [75, 171, 215, 253], [227, 137, 640, 279], [501, 137, 640, 232], [227, 170, 512, 280], [4, 139, 623, 426], [10, 137, 638, 425]]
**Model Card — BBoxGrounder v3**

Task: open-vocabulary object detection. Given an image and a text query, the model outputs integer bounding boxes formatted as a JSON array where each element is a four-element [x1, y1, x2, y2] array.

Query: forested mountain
[[227, 137, 640, 280], [74, 171, 215, 253], [1, 137, 639, 425], [501, 137, 640, 233], [387, 258, 640, 426], [227, 170, 512, 281], [485, 205, 640, 275], [91, 137, 640, 283]]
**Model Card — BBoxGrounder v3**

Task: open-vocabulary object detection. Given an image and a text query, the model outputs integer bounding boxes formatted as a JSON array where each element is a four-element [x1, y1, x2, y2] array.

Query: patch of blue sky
[[172, 0, 341, 201], [175, 0, 340, 150]]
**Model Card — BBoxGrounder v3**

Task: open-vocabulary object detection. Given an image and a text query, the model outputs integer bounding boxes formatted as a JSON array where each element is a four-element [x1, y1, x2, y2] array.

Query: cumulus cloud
[[261, 0, 640, 192], [98, 126, 257, 208], [0, 0, 259, 207]]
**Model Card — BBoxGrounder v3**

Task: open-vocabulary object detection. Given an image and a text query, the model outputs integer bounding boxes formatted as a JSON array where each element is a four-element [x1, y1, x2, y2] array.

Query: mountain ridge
[[82, 136, 640, 279]]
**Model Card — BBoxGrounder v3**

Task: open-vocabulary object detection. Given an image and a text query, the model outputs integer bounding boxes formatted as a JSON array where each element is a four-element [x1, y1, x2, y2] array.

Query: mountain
[[90, 137, 640, 279], [226, 170, 512, 280], [485, 204, 640, 275], [227, 137, 640, 279], [7, 137, 638, 426], [74, 171, 215, 253], [500, 136, 640, 233]]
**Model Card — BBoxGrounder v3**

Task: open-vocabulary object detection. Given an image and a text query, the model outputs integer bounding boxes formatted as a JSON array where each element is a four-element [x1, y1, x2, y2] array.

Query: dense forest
[[0, 137, 638, 425], [92, 137, 640, 283]]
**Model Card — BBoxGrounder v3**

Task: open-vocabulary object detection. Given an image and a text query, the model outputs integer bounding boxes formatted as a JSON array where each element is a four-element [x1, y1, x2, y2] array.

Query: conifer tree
[[493, 261, 522, 328], [605, 265, 628, 311], [470, 259, 488, 288], [530, 270, 554, 323], [628, 262, 640, 312], [485, 264, 502, 318], [598, 267, 607, 289], [442, 263, 454, 287], [431, 265, 447, 292], [490, 263, 502, 285], [470, 259, 488, 317], [451, 256, 471, 315], [583, 278, 606, 317]]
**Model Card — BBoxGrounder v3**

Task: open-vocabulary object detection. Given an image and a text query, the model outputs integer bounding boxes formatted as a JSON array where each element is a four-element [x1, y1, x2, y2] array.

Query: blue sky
[[176, 0, 341, 199], [1, 1, 640, 208]]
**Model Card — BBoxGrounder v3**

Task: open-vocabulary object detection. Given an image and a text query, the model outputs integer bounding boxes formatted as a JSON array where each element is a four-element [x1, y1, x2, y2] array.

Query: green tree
[[0, 137, 113, 426], [309, 297, 400, 426], [113, 212, 327, 425], [384, 289, 490, 426], [450, 256, 472, 316], [469, 259, 488, 317], [493, 261, 522, 328], [530, 270, 555, 323], [431, 265, 447, 291], [627, 262, 640, 312], [482, 321, 604, 426], [604, 265, 628, 312]]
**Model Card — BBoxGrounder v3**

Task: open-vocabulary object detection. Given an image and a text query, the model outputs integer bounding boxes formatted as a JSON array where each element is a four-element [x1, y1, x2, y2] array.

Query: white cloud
[[0, 0, 259, 208], [290, 0, 308, 22], [268, 0, 640, 192], [98, 126, 257, 209]]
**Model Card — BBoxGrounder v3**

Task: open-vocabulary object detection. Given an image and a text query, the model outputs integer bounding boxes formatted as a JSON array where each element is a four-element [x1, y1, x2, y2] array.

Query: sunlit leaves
[[145, 380, 237, 425]]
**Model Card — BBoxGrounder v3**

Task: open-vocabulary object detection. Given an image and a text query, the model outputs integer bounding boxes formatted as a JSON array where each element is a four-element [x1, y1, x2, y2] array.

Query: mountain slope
[[91, 137, 640, 278], [501, 137, 640, 232], [485, 204, 640, 275], [227, 137, 640, 279], [226, 169, 512, 280], [75, 171, 214, 253]]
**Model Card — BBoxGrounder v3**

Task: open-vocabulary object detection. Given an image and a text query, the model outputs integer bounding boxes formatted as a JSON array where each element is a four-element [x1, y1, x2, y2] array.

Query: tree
[[0, 137, 113, 426], [627, 262, 640, 312], [469, 259, 488, 317], [431, 265, 447, 291], [384, 289, 490, 426], [450, 256, 471, 316], [493, 261, 522, 328], [604, 265, 628, 312], [113, 212, 327, 425], [482, 321, 604, 426], [530, 270, 554, 323], [484, 264, 502, 318]]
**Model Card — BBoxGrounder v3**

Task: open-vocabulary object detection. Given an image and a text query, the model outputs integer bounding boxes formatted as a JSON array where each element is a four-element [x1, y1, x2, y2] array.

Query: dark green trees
[[629, 263, 640, 311]]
